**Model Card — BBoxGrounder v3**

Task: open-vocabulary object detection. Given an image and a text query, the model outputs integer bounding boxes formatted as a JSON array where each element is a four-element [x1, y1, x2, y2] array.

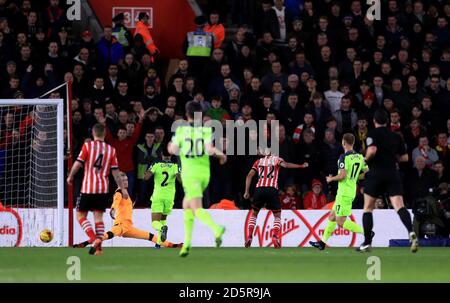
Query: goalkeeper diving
[[89, 172, 182, 255]]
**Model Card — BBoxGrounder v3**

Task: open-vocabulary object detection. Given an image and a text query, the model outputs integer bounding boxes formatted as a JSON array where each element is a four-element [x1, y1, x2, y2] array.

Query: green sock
[[343, 219, 363, 234], [183, 209, 195, 247], [322, 220, 337, 243], [195, 208, 220, 236], [152, 221, 163, 244], [152, 220, 163, 232], [160, 220, 167, 226]]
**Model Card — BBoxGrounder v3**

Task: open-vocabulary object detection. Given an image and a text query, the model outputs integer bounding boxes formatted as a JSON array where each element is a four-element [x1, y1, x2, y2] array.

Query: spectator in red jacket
[[100, 109, 148, 198], [280, 185, 302, 210], [303, 179, 328, 209]]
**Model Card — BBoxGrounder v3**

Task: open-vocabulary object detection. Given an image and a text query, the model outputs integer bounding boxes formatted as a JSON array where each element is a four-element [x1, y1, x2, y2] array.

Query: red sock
[[79, 218, 95, 242], [95, 222, 105, 239], [248, 215, 257, 238], [273, 217, 281, 238]]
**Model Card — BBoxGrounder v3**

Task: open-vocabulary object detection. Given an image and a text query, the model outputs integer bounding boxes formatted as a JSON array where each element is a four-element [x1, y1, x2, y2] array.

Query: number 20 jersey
[[251, 155, 285, 190], [76, 140, 119, 194], [171, 124, 212, 177]]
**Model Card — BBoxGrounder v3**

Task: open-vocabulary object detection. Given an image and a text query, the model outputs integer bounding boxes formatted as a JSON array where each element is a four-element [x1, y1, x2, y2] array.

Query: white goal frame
[[0, 99, 65, 246]]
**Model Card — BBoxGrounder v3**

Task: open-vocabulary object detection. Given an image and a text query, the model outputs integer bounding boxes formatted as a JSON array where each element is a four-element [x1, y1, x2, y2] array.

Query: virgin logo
[[0, 208, 23, 247], [244, 210, 357, 247], [0, 226, 16, 235]]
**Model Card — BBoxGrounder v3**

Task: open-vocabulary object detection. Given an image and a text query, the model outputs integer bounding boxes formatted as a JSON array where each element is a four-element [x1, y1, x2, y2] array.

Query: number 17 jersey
[[336, 151, 367, 198]]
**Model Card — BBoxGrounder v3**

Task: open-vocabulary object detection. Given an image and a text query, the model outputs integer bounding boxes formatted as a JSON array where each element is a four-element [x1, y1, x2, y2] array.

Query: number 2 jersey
[[76, 140, 119, 194], [336, 151, 367, 198], [251, 155, 285, 190], [149, 160, 180, 201]]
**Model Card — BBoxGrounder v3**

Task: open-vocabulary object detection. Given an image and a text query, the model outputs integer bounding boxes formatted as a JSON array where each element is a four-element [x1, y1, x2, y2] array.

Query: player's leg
[[93, 210, 105, 239], [336, 197, 363, 235], [90, 195, 108, 254], [310, 209, 337, 250], [359, 193, 376, 251], [272, 209, 282, 249], [189, 178, 224, 243], [245, 207, 260, 248], [266, 188, 283, 249], [123, 227, 182, 247], [74, 194, 96, 247], [180, 197, 196, 257], [189, 198, 224, 243], [151, 209, 164, 246], [89, 225, 124, 255], [390, 195, 418, 253], [160, 201, 173, 244]]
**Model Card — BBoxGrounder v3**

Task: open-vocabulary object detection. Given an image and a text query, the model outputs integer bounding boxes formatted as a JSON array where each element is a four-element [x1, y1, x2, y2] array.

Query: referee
[[358, 110, 418, 253]]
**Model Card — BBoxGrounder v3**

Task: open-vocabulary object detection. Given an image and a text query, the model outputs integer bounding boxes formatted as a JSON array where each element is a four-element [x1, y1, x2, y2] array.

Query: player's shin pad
[[322, 220, 337, 243], [343, 219, 363, 234], [184, 209, 195, 247], [195, 208, 220, 234]]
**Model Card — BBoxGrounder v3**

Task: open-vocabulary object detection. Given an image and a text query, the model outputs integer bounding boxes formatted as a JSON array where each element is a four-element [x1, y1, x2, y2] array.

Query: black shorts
[[76, 193, 110, 212], [364, 169, 403, 197], [252, 187, 280, 211]]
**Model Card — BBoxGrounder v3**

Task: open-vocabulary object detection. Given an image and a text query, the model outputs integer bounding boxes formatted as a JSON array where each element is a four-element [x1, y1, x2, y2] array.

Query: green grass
[[0, 247, 449, 283]]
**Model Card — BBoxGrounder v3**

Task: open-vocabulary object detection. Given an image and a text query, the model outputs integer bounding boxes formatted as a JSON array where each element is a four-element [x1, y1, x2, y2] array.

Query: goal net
[[0, 99, 64, 247]]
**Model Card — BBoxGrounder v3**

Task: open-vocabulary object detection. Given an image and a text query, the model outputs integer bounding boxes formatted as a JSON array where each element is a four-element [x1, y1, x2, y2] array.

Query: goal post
[[0, 98, 65, 246]]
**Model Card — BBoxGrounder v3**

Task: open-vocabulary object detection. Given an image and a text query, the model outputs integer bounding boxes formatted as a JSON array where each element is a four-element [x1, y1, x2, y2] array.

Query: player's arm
[[327, 168, 346, 183], [66, 160, 83, 185], [167, 141, 179, 155], [143, 170, 153, 181], [176, 173, 182, 183], [397, 153, 408, 162], [365, 145, 377, 162], [280, 161, 309, 169], [244, 168, 257, 199], [358, 167, 369, 180], [67, 143, 88, 185], [205, 143, 227, 165], [111, 169, 129, 199], [110, 191, 122, 219]]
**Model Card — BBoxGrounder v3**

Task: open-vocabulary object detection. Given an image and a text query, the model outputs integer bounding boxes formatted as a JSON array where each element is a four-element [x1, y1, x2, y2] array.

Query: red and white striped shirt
[[251, 155, 284, 189], [76, 140, 119, 194]]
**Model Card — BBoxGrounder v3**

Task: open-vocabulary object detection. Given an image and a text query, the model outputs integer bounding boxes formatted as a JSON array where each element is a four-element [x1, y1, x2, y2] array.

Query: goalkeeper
[[89, 173, 182, 255]]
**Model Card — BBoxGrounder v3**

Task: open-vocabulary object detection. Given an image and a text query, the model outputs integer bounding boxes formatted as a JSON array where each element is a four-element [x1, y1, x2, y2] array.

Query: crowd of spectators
[[1, 0, 450, 210]]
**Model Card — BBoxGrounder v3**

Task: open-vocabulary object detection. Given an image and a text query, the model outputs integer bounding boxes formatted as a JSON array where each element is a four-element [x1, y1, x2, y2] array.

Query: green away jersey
[[171, 124, 212, 175], [336, 151, 367, 198], [149, 160, 180, 201]]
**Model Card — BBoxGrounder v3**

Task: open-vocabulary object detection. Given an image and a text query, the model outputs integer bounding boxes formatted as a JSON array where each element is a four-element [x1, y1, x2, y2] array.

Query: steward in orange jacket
[[204, 11, 225, 49], [134, 12, 159, 56]]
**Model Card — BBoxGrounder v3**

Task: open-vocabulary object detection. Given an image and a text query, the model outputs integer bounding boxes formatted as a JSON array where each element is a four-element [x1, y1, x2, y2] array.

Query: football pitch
[[0, 247, 449, 283]]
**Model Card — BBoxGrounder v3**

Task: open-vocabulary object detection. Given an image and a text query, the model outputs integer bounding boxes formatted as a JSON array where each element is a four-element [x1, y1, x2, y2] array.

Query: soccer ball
[[40, 229, 53, 243]]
